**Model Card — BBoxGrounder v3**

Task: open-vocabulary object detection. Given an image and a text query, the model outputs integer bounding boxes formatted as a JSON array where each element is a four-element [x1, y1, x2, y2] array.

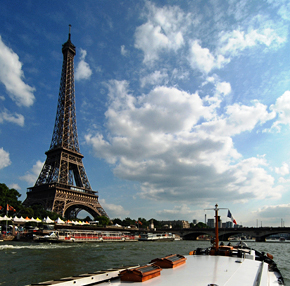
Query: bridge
[[169, 227, 290, 242]]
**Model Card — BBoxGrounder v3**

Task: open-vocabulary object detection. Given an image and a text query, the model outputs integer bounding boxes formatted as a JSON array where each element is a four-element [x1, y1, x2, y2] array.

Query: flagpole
[[6, 204, 8, 237], [205, 204, 228, 252], [214, 204, 219, 251]]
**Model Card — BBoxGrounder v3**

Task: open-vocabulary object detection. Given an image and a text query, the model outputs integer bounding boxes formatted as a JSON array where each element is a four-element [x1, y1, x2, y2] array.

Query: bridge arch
[[182, 231, 214, 240]]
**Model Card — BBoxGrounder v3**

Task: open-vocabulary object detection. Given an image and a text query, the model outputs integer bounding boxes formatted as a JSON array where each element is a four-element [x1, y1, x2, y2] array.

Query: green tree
[[122, 217, 135, 227], [137, 217, 148, 228], [95, 216, 111, 226], [193, 222, 208, 229], [112, 218, 122, 225], [0, 183, 23, 215]]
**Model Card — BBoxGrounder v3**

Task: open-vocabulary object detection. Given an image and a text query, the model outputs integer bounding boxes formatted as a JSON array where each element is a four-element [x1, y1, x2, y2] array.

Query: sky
[[1, 0, 290, 226]]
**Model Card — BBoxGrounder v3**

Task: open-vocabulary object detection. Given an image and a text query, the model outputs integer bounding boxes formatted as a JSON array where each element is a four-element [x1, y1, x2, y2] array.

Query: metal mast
[[24, 27, 108, 219]]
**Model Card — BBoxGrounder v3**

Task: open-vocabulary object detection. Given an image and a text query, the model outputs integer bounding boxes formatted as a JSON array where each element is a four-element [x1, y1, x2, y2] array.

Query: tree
[[112, 218, 122, 225], [122, 217, 135, 227], [137, 217, 148, 228], [0, 183, 23, 215], [193, 222, 209, 229], [95, 216, 111, 226]]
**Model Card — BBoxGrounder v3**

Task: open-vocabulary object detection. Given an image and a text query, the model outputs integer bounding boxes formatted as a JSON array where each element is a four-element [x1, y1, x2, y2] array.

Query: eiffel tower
[[23, 27, 108, 219]]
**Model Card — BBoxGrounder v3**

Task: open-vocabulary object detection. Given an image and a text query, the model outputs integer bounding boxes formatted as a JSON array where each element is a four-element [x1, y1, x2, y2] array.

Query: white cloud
[[140, 70, 168, 88], [133, 2, 285, 73], [277, 2, 290, 21], [134, 2, 189, 63], [120, 45, 128, 56], [278, 177, 290, 183], [203, 101, 275, 137], [275, 162, 289, 176], [8, 183, 20, 190], [157, 204, 197, 219], [268, 90, 290, 132], [254, 204, 290, 225], [188, 25, 285, 74], [20, 160, 44, 185], [0, 147, 11, 169], [0, 108, 24, 126], [217, 28, 285, 57], [86, 80, 280, 205], [0, 35, 35, 107], [135, 22, 169, 63], [216, 81, 231, 96], [99, 199, 130, 218], [188, 40, 229, 74], [75, 48, 92, 81]]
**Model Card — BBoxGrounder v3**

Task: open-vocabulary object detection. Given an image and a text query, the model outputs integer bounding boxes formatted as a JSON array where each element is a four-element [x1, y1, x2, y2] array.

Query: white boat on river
[[27, 205, 285, 286], [139, 232, 175, 241]]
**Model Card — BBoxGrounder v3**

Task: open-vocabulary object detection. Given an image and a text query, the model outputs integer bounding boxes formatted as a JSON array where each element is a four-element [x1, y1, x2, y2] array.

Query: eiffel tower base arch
[[24, 183, 108, 219]]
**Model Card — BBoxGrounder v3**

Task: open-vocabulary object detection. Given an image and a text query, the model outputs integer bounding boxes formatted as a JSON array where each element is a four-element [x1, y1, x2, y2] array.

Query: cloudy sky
[[1, 0, 290, 226]]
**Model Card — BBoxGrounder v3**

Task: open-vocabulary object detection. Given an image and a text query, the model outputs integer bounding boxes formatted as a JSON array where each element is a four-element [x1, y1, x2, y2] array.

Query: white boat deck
[[28, 254, 283, 286], [102, 255, 274, 286]]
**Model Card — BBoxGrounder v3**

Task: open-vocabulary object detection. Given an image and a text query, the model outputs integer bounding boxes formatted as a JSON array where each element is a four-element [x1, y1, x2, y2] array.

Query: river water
[[1, 240, 289, 285]]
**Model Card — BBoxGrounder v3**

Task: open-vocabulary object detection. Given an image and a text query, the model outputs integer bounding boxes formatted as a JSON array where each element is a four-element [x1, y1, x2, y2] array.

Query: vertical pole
[[69, 24, 71, 40], [6, 204, 8, 237], [215, 204, 219, 251]]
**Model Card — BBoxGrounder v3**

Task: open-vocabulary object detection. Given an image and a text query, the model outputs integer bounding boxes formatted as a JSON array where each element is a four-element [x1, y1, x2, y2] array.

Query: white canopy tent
[[43, 216, 54, 223], [55, 217, 65, 224], [12, 216, 27, 223], [0, 215, 12, 221]]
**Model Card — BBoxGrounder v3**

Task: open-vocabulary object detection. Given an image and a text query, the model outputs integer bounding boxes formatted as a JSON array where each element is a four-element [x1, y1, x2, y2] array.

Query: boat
[[138, 232, 175, 241], [35, 230, 138, 242], [28, 204, 285, 285], [2, 235, 15, 241]]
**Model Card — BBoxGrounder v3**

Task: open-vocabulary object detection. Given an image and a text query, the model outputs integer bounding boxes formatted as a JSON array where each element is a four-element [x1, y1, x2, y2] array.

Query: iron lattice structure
[[23, 30, 108, 219]]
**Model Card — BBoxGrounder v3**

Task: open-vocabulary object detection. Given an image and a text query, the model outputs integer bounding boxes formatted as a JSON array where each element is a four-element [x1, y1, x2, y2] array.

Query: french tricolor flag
[[227, 210, 237, 224]]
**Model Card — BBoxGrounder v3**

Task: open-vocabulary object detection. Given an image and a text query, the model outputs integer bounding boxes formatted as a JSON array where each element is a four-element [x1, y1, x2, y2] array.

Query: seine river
[[1, 240, 289, 285]]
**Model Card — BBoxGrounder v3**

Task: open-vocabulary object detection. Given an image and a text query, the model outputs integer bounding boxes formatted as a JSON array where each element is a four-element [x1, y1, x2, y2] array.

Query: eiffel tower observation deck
[[23, 26, 108, 219]]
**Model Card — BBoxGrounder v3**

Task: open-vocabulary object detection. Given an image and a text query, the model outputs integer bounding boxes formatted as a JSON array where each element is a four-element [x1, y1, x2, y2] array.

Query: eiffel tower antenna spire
[[23, 29, 108, 219]]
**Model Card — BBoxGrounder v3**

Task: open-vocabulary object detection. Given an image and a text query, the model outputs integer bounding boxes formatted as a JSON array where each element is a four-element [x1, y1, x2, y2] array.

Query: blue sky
[[1, 0, 290, 226]]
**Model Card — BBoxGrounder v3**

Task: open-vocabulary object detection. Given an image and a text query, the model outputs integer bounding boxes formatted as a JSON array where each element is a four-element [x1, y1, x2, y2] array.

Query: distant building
[[192, 219, 197, 225], [182, 220, 190, 228], [207, 219, 215, 228], [207, 218, 222, 228], [226, 221, 233, 228], [234, 224, 242, 228], [161, 220, 190, 229]]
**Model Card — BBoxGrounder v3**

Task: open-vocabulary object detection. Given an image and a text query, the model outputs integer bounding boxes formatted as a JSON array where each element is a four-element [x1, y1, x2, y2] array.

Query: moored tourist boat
[[35, 230, 138, 242], [138, 232, 175, 241], [28, 205, 285, 285]]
